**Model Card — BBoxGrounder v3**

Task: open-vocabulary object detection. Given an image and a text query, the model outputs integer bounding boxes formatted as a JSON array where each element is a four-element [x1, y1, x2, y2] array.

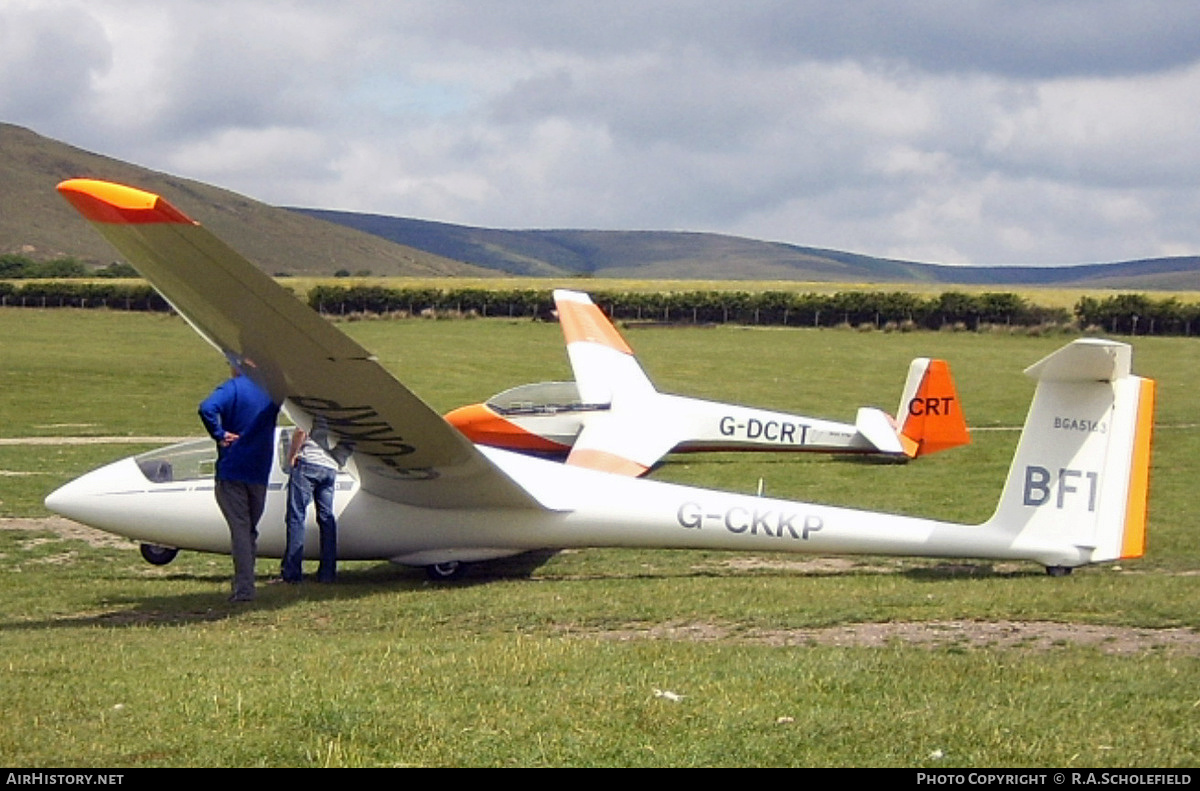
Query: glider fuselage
[[45, 428, 1089, 569], [445, 381, 880, 458]]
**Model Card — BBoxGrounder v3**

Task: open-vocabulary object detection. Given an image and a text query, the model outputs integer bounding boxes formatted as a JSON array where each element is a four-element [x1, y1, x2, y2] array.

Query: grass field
[[2, 307, 1198, 767]]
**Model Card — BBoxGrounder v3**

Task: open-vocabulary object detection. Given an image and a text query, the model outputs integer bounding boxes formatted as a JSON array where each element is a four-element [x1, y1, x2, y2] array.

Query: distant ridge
[[292, 208, 1200, 289]]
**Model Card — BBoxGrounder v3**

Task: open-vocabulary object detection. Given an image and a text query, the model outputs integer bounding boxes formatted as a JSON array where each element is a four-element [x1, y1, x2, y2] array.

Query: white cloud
[[0, 2, 110, 128], [4, 0, 1200, 264], [985, 62, 1200, 187]]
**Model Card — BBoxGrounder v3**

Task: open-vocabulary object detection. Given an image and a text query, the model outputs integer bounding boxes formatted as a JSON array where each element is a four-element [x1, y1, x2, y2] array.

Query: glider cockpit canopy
[[485, 381, 610, 417]]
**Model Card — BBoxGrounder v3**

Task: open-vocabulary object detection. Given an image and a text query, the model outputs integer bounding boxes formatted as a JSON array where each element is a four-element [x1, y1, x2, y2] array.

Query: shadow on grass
[[0, 548, 1059, 633], [0, 573, 413, 631], [429, 549, 1057, 584], [904, 562, 1047, 580], [0, 550, 565, 631]]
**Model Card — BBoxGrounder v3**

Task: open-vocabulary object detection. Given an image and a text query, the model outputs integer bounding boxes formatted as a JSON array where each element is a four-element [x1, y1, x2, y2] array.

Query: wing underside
[[57, 179, 542, 510]]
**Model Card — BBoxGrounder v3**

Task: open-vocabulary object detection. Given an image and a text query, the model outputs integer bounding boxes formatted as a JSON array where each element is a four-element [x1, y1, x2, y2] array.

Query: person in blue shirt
[[199, 367, 280, 602]]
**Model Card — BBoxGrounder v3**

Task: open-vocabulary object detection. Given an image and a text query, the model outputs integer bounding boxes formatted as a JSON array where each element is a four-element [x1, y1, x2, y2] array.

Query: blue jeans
[[282, 460, 338, 582]]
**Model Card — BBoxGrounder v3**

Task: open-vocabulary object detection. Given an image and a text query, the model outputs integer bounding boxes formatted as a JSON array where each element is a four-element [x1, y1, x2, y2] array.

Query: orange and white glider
[[446, 289, 970, 476], [46, 179, 1153, 581]]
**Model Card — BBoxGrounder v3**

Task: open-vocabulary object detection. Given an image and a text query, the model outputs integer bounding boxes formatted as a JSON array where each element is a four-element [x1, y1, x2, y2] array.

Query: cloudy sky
[[4, 0, 1200, 266]]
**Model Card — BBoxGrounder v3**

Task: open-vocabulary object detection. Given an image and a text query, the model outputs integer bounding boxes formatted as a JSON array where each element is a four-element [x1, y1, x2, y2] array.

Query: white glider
[[47, 179, 1154, 580], [446, 289, 970, 476]]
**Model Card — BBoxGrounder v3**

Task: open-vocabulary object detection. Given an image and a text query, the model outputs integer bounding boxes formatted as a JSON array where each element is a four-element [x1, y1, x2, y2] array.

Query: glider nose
[[43, 479, 75, 517], [444, 403, 568, 453], [445, 403, 514, 445], [44, 469, 96, 522], [44, 457, 142, 527]]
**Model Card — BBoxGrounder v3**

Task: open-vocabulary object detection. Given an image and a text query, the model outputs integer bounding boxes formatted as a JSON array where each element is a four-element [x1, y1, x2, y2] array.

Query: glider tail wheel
[[139, 543, 180, 566], [426, 561, 467, 581], [1045, 565, 1073, 577]]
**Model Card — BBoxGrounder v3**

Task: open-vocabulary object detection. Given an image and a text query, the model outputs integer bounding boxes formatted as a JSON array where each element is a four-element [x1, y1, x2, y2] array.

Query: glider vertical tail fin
[[986, 339, 1155, 568], [896, 358, 970, 458]]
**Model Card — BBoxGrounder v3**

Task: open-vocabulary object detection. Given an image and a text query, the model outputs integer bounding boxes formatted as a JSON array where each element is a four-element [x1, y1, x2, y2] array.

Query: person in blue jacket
[[199, 367, 280, 602]]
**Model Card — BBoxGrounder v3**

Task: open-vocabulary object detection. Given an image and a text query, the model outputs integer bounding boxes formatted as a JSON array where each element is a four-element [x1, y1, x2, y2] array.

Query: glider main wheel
[[426, 561, 467, 581], [139, 543, 180, 566], [1045, 565, 1073, 577]]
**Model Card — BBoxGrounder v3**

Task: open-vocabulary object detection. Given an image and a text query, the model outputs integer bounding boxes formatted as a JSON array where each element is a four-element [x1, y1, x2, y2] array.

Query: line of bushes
[[0, 280, 168, 310], [0, 254, 138, 279], [308, 285, 1072, 331], [1074, 294, 1200, 336], [304, 285, 1200, 335], [6, 279, 1200, 336]]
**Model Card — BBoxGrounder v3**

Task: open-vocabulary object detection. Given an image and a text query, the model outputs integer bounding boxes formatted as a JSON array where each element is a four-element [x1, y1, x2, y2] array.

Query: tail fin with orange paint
[[894, 358, 970, 458]]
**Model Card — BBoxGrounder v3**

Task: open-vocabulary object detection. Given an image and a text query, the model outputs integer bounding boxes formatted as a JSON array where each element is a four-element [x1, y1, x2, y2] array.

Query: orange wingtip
[[565, 448, 649, 477], [555, 293, 634, 355], [57, 179, 195, 226]]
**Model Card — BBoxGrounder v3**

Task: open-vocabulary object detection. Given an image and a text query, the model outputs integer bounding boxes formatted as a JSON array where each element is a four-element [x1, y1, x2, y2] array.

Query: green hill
[[0, 123, 487, 277]]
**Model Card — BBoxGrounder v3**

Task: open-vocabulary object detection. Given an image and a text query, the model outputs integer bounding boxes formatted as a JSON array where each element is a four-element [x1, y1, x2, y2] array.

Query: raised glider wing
[[47, 179, 1155, 581], [445, 289, 970, 476]]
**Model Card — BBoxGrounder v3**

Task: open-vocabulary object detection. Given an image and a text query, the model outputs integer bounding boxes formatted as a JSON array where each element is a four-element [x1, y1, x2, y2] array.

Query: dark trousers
[[215, 479, 267, 600]]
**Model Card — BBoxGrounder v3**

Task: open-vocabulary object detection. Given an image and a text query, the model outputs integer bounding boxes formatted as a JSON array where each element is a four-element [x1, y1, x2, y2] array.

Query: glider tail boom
[[984, 339, 1154, 569], [895, 358, 970, 458]]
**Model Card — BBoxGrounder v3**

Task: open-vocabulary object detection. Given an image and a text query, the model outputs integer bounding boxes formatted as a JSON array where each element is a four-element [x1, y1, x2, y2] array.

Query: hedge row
[[1074, 294, 1200, 336], [6, 280, 1200, 336], [308, 285, 1071, 330], [0, 281, 168, 311], [0, 254, 138, 279]]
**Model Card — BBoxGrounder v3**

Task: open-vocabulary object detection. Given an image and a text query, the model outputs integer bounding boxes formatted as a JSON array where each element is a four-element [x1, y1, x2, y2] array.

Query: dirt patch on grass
[[714, 556, 1030, 576], [0, 516, 137, 549], [0, 436, 190, 445], [720, 556, 898, 575], [593, 619, 1200, 655]]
